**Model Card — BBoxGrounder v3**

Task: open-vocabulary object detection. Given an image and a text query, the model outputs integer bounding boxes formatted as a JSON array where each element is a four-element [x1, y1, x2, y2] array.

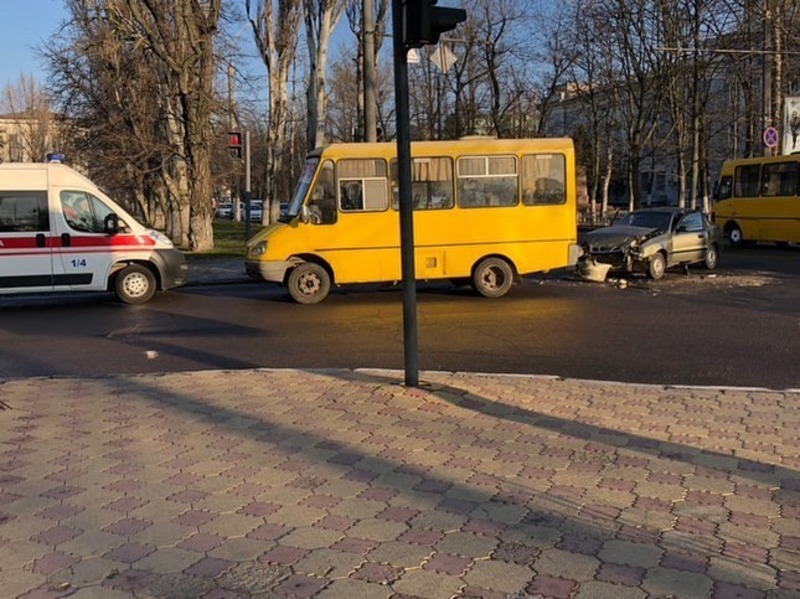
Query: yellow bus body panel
[[716, 156, 800, 243], [249, 138, 578, 286]]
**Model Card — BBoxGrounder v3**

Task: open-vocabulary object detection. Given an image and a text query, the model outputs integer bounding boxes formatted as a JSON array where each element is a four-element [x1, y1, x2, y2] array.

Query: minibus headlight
[[148, 230, 174, 247], [250, 241, 267, 257]]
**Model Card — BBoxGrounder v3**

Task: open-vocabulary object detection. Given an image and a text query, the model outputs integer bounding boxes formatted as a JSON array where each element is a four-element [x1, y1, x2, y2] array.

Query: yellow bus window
[[734, 164, 760, 197], [308, 160, 337, 225], [390, 157, 454, 210], [457, 156, 518, 208], [521, 154, 566, 205], [761, 162, 800, 197], [337, 159, 388, 212]]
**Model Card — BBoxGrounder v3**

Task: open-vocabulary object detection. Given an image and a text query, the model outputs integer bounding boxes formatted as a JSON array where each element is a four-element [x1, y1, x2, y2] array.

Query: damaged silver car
[[578, 207, 720, 280]]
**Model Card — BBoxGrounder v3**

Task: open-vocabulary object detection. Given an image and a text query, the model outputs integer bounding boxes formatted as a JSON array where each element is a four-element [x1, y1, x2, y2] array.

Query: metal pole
[[762, 4, 772, 156], [244, 130, 252, 241], [364, 0, 377, 142], [391, 0, 419, 387]]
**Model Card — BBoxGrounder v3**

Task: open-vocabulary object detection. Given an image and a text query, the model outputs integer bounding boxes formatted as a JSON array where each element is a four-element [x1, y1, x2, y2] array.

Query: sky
[[0, 0, 68, 90]]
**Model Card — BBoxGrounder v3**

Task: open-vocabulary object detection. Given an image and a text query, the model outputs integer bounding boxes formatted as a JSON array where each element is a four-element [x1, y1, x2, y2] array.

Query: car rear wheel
[[472, 257, 514, 298], [115, 264, 157, 304], [704, 244, 719, 270], [647, 252, 666, 280], [287, 262, 331, 304]]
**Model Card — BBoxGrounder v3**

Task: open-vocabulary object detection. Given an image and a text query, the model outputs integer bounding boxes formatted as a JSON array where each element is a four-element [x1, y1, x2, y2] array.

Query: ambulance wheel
[[115, 264, 157, 304], [287, 262, 330, 304]]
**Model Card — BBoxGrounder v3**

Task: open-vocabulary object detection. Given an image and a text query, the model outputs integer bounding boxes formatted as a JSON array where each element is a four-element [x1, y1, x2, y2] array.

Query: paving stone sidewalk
[[0, 369, 798, 599]]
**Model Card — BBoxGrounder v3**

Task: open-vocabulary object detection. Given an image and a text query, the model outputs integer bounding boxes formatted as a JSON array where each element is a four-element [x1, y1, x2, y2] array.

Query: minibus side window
[[0, 191, 49, 232], [390, 157, 454, 210], [761, 162, 800, 196], [307, 160, 337, 225], [337, 159, 388, 212], [714, 175, 732, 201], [734, 165, 760, 197], [457, 156, 518, 208], [521, 154, 566, 205]]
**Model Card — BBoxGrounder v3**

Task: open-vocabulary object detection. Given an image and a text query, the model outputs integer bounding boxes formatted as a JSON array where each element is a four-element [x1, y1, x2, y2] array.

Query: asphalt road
[[1, 244, 799, 389]]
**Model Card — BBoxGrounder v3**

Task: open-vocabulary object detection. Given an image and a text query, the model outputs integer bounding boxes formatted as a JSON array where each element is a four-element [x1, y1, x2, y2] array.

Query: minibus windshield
[[279, 158, 319, 223]]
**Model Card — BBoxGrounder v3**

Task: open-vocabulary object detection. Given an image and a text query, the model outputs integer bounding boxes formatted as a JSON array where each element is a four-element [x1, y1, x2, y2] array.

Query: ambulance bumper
[[153, 249, 188, 290]]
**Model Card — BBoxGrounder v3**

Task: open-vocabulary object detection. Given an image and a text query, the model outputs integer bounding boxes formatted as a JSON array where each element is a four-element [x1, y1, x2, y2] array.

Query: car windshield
[[616, 211, 673, 231]]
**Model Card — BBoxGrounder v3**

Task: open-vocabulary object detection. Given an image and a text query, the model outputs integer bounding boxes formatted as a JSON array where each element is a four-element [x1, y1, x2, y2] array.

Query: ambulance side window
[[0, 191, 49, 232], [61, 191, 118, 233]]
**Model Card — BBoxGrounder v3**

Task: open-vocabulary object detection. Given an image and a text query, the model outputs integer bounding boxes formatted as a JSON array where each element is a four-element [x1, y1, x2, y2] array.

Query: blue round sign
[[763, 127, 779, 148]]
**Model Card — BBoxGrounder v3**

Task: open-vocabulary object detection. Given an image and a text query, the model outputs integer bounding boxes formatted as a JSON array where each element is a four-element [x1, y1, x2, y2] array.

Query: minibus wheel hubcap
[[298, 273, 320, 294]]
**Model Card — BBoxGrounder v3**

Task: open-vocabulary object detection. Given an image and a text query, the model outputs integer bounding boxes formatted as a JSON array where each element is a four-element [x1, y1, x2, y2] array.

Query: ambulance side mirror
[[104, 213, 120, 236]]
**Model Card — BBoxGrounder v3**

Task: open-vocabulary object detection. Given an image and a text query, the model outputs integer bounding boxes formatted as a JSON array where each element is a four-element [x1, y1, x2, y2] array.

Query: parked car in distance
[[578, 207, 720, 280], [215, 202, 233, 219], [247, 200, 263, 223]]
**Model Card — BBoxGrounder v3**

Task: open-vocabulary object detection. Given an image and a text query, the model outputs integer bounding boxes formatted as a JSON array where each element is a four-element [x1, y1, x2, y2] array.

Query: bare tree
[[120, 0, 222, 252], [1, 75, 59, 162], [303, 0, 348, 150], [45, 0, 223, 250], [247, 0, 302, 220], [567, 0, 624, 215], [46, 1, 173, 227]]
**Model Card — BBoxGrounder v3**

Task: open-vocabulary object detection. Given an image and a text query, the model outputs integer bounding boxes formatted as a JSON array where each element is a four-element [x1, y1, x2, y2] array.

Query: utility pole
[[363, 0, 378, 142], [391, 0, 419, 387], [228, 63, 242, 221], [244, 130, 252, 241], [763, 4, 772, 156], [392, 0, 466, 387]]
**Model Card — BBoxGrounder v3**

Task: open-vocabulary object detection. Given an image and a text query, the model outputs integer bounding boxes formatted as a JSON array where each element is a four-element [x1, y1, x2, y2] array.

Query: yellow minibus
[[245, 137, 580, 303], [713, 155, 800, 246]]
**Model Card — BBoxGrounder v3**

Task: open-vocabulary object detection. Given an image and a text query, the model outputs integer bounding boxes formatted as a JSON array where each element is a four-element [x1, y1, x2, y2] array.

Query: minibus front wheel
[[472, 257, 514, 298], [287, 262, 331, 304]]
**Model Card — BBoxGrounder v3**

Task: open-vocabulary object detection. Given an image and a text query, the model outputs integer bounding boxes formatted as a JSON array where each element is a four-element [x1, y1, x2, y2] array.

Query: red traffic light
[[227, 131, 243, 159]]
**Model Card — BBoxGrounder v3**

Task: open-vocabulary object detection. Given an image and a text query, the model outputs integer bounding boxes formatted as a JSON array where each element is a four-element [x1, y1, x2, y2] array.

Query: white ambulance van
[[0, 159, 187, 304]]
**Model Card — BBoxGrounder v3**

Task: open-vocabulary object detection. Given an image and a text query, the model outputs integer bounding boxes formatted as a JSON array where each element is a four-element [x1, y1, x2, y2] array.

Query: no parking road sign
[[763, 126, 780, 148]]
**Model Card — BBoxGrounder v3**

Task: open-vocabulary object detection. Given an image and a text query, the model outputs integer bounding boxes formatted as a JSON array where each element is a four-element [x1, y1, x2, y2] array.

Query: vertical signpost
[[391, 0, 465, 387]]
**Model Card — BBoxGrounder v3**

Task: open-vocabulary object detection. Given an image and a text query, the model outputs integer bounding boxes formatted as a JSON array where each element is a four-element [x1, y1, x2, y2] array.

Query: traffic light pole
[[392, 0, 420, 388], [244, 130, 252, 241]]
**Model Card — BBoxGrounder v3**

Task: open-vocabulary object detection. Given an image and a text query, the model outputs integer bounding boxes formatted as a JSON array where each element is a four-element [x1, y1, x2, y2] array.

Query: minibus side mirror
[[104, 213, 120, 235]]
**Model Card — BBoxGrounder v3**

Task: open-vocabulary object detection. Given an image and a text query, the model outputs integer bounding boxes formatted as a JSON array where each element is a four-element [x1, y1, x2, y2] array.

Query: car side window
[[677, 212, 703, 233]]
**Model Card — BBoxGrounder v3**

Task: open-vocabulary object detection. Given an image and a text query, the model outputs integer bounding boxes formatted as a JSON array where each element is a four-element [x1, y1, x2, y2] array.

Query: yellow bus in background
[[713, 155, 800, 246], [246, 137, 580, 303]]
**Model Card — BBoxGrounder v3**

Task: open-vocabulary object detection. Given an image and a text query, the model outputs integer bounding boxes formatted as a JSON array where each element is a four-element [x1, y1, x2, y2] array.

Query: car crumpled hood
[[583, 225, 661, 250]]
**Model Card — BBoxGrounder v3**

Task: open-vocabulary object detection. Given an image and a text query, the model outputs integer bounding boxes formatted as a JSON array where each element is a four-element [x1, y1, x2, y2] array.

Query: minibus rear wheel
[[472, 257, 513, 298], [115, 264, 157, 304], [287, 262, 331, 304], [726, 222, 744, 247]]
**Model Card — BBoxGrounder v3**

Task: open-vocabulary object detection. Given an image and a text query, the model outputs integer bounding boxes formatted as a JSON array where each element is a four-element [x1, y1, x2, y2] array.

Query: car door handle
[[61, 233, 71, 247], [36, 233, 46, 248]]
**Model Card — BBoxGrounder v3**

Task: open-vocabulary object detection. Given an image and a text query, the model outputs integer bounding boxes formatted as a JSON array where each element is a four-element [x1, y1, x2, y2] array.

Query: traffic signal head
[[403, 0, 466, 50], [227, 131, 242, 159]]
